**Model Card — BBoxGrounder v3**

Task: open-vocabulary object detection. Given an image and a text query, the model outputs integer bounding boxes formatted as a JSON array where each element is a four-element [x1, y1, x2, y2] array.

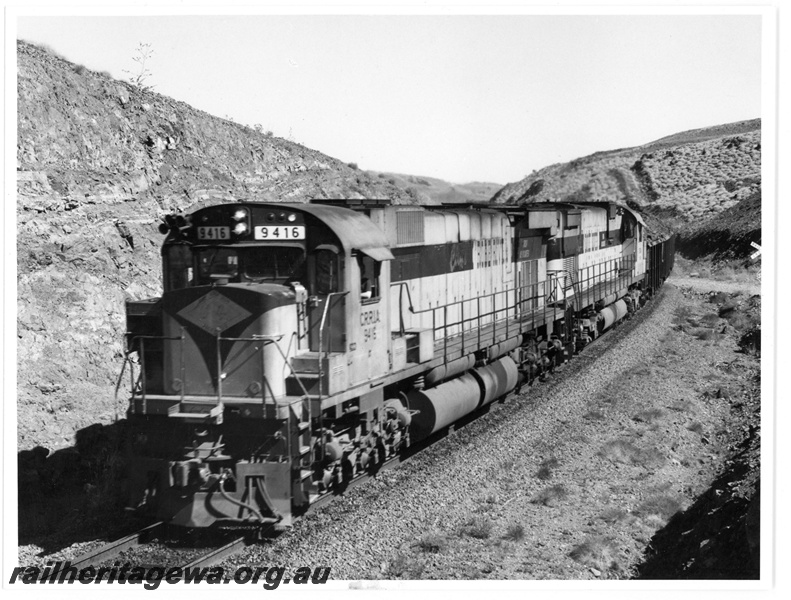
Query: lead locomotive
[[123, 199, 674, 528]]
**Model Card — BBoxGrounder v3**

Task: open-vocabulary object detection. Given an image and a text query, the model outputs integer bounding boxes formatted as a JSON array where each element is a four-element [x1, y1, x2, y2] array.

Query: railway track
[[70, 523, 251, 573]]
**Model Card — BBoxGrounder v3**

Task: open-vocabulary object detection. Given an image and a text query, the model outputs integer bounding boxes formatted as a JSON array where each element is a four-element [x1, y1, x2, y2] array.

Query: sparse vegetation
[[123, 42, 155, 91], [632, 408, 665, 423], [583, 409, 606, 421], [569, 536, 622, 572], [598, 506, 629, 524], [460, 517, 493, 539], [532, 484, 568, 506], [634, 495, 682, 522], [503, 523, 525, 541], [536, 457, 560, 480], [598, 440, 665, 468], [413, 533, 447, 553]]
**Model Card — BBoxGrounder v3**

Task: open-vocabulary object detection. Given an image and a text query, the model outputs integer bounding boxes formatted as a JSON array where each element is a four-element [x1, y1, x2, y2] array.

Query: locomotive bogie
[[123, 198, 674, 529]]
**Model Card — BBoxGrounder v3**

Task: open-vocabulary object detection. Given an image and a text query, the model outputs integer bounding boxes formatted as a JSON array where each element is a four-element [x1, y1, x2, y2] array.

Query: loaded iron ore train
[[124, 199, 675, 528]]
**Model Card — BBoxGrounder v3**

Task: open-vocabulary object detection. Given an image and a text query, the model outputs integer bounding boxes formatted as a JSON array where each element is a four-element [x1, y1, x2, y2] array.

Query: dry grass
[[634, 495, 682, 523], [385, 553, 425, 579], [532, 484, 569, 506], [598, 506, 630, 524], [413, 533, 447, 554], [583, 409, 606, 421], [569, 536, 622, 572], [598, 440, 666, 468], [632, 408, 665, 424], [503, 523, 525, 541], [536, 457, 560, 480], [460, 517, 493, 539]]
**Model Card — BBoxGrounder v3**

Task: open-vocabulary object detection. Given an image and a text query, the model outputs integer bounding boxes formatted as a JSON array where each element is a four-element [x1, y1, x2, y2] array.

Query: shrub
[[347, 162, 358, 170], [635, 495, 682, 521], [598, 440, 665, 468], [584, 409, 606, 421], [599, 506, 629, 524], [569, 536, 622, 572], [503, 524, 525, 541], [532, 484, 568, 506], [632, 408, 665, 423], [461, 517, 493, 539], [536, 457, 560, 480], [414, 533, 447, 553]]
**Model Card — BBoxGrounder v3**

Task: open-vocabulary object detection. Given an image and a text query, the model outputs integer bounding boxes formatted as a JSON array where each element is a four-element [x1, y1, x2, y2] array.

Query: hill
[[491, 119, 761, 233], [16, 40, 415, 451], [366, 171, 502, 204]]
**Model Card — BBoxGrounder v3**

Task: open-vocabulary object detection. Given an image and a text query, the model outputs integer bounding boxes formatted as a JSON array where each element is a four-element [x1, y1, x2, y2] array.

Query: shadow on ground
[[635, 425, 760, 580], [17, 420, 146, 555]]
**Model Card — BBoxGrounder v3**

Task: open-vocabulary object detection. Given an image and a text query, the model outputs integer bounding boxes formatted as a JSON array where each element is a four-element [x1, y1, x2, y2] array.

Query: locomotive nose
[[161, 283, 299, 399]]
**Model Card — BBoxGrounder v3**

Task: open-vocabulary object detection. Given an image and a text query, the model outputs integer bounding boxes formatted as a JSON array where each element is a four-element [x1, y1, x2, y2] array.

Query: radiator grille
[[396, 210, 425, 245]]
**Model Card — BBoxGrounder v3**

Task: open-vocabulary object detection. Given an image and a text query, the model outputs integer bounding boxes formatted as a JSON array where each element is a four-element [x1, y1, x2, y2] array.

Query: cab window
[[242, 246, 306, 283], [163, 244, 194, 291], [358, 254, 381, 301]]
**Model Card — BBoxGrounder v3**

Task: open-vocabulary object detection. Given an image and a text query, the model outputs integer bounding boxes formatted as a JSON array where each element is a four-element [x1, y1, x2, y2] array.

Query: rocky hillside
[[492, 120, 761, 232], [677, 191, 761, 263], [16, 40, 415, 451]]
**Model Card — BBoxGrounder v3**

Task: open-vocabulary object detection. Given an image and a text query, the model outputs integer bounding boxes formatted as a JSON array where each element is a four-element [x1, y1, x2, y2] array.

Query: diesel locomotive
[[123, 199, 674, 528]]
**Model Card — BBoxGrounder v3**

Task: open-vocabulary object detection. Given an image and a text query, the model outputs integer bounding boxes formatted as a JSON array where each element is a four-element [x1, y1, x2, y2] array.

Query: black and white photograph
[[4, 1, 783, 594]]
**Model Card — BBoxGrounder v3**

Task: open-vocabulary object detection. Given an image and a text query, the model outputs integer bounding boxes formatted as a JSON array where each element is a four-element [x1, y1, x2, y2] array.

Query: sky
[[12, 9, 763, 185]]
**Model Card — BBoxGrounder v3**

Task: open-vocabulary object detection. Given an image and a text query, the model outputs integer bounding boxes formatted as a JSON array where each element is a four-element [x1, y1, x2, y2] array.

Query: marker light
[[232, 209, 248, 221], [278, 212, 286, 222], [233, 223, 248, 235], [287, 214, 297, 222]]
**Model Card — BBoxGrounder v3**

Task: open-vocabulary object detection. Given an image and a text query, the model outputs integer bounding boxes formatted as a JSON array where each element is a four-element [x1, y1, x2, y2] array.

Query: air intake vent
[[396, 210, 425, 245]]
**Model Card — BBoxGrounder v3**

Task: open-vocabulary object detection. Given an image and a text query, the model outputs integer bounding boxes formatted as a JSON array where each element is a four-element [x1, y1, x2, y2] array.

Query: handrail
[[316, 290, 349, 463], [388, 253, 636, 359], [317, 291, 350, 400]]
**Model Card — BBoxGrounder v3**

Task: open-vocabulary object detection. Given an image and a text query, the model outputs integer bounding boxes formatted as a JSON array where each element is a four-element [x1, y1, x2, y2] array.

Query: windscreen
[[189, 246, 306, 285]]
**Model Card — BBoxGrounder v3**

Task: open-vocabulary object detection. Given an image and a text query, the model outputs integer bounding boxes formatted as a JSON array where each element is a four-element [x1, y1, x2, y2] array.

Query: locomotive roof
[[514, 201, 646, 227], [277, 203, 394, 261]]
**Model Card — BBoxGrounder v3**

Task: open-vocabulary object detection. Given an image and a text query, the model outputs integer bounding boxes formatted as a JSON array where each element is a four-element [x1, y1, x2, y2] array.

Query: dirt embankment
[[16, 40, 414, 453]]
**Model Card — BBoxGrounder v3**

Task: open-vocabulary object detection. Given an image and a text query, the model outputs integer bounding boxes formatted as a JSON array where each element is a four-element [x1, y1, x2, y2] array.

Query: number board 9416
[[254, 226, 305, 240]]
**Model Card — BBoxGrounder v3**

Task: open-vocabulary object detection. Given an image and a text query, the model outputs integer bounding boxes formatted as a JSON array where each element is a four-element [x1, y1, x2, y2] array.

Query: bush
[[632, 408, 664, 423], [503, 523, 525, 541], [414, 533, 447, 553], [536, 457, 560, 480], [598, 440, 665, 468], [347, 162, 358, 170], [569, 536, 622, 572], [461, 517, 493, 539], [532, 484, 568, 506], [635, 495, 682, 522]]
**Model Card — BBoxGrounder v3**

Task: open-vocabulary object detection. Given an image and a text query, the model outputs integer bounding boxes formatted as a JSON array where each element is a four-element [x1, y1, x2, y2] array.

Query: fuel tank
[[407, 356, 520, 441]]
